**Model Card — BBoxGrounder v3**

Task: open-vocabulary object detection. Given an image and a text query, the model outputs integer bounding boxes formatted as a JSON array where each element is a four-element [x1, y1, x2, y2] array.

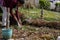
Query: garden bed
[[12, 25, 60, 40]]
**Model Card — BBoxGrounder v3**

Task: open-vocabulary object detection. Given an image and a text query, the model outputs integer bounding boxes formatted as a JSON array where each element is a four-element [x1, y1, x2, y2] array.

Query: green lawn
[[19, 8, 60, 21], [0, 8, 60, 21], [0, 13, 2, 16]]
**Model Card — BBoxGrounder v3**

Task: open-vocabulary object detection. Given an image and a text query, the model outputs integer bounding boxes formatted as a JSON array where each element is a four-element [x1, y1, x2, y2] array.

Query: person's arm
[[10, 8, 21, 25], [10, 8, 18, 23]]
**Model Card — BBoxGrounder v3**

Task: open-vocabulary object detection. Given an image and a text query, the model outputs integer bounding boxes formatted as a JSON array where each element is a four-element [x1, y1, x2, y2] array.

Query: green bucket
[[2, 28, 13, 39]]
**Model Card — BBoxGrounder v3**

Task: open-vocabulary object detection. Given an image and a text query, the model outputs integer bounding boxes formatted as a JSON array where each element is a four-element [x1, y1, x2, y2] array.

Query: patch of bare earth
[[12, 25, 60, 40]]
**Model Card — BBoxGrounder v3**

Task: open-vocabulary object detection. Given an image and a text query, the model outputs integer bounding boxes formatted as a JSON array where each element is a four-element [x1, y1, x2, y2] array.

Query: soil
[[12, 25, 60, 40]]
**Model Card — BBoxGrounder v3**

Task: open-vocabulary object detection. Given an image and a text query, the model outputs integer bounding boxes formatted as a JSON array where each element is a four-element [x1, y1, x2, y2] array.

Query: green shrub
[[39, 0, 50, 9], [55, 2, 60, 6], [0, 7, 3, 13], [55, 2, 60, 12]]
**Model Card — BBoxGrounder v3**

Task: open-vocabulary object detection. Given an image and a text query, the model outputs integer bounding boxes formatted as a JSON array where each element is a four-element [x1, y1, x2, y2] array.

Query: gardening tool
[[15, 7, 22, 27]]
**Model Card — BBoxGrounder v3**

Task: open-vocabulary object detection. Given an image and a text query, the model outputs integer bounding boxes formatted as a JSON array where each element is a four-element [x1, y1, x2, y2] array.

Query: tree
[[0, 7, 2, 13], [39, 0, 50, 19], [55, 2, 60, 12], [39, 0, 50, 10]]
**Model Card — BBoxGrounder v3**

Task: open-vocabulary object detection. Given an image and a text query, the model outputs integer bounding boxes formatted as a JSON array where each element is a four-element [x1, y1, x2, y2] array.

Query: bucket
[[2, 28, 13, 39]]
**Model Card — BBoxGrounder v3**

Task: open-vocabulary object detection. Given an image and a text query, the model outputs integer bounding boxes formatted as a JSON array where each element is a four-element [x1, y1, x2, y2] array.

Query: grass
[[19, 8, 60, 21], [43, 10, 60, 21], [0, 13, 2, 16], [0, 8, 60, 21], [19, 8, 40, 19]]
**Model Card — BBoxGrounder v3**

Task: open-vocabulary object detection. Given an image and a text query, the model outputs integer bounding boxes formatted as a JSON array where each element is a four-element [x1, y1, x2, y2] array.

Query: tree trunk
[[41, 7, 43, 19]]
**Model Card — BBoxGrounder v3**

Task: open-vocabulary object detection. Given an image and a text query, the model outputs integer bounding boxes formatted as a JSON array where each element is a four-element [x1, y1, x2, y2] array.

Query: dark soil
[[12, 25, 60, 40]]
